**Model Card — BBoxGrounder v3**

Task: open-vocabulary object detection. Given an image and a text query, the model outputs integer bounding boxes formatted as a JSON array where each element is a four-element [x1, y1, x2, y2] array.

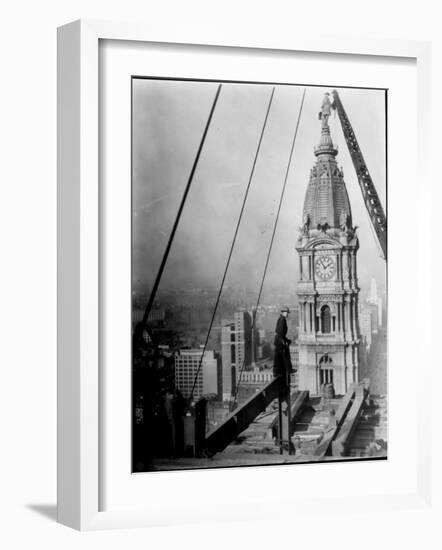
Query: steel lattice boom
[[332, 90, 387, 260]]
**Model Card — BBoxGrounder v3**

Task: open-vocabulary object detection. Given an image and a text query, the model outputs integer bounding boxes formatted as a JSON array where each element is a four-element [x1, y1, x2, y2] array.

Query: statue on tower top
[[318, 92, 332, 127]]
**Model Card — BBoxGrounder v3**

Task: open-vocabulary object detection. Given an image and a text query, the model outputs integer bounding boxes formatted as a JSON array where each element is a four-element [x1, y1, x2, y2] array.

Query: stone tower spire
[[300, 94, 353, 239], [296, 93, 360, 396]]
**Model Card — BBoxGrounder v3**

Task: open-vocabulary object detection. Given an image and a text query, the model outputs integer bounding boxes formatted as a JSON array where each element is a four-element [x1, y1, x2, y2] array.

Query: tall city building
[[367, 277, 383, 329], [358, 305, 373, 349], [368, 278, 377, 302], [174, 349, 218, 400], [296, 95, 360, 395], [220, 311, 253, 401], [359, 300, 380, 350]]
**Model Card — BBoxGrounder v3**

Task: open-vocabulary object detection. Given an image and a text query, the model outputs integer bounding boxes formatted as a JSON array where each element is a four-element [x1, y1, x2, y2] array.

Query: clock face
[[315, 256, 335, 280]]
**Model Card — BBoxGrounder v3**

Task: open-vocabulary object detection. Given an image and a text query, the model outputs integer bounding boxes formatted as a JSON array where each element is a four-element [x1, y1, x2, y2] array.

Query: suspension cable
[[186, 87, 276, 410], [232, 88, 306, 410], [141, 84, 222, 333]]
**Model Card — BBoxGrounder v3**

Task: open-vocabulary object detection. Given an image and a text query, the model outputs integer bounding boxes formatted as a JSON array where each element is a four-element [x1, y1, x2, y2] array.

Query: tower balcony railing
[[298, 332, 346, 345], [315, 332, 346, 343], [313, 144, 339, 153]]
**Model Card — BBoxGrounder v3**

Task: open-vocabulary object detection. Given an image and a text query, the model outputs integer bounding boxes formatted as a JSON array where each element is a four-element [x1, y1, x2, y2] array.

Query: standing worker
[[273, 306, 294, 386]]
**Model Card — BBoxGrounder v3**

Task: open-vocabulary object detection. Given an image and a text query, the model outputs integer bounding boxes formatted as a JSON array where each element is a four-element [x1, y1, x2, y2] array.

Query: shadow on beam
[[203, 376, 285, 456]]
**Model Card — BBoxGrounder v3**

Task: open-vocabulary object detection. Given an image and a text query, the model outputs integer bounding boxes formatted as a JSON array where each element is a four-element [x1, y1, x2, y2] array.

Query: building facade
[[296, 96, 360, 395], [220, 311, 253, 401], [359, 300, 381, 351], [359, 305, 373, 350], [174, 348, 218, 400], [367, 277, 383, 329]]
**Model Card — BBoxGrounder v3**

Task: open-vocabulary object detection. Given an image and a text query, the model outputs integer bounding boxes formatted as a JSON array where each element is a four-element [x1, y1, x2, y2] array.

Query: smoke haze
[[132, 80, 386, 303]]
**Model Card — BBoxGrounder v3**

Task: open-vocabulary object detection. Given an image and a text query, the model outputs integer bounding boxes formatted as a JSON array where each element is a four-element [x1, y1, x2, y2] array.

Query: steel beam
[[204, 376, 284, 456]]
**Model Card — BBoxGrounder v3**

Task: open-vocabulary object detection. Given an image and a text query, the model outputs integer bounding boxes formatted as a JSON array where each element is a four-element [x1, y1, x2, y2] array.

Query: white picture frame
[[57, 19, 432, 531]]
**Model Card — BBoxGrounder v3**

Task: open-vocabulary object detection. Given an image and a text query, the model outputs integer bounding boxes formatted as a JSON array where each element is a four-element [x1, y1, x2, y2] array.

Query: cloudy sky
[[132, 79, 386, 303]]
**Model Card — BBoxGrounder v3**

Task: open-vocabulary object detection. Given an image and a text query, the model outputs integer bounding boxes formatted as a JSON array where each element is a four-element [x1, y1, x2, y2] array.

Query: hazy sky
[[132, 79, 386, 303]]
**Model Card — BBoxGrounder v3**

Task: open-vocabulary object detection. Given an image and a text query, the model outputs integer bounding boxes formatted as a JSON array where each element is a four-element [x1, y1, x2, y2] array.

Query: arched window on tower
[[321, 305, 331, 333]]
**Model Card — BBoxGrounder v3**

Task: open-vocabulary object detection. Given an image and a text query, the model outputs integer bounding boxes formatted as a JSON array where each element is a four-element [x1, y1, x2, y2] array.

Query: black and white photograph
[[131, 79, 387, 472]]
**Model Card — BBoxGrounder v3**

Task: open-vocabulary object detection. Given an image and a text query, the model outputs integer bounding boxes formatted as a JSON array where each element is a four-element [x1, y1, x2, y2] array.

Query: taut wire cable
[[186, 87, 276, 410], [231, 87, 306, 411]]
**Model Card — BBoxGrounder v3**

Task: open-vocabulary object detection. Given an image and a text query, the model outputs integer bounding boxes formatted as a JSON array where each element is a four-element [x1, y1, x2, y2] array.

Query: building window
[[231, 366, 236, 393], [321, 305, 331, 333], [319, 354, 333, 385], [320, 368, 334, 385]]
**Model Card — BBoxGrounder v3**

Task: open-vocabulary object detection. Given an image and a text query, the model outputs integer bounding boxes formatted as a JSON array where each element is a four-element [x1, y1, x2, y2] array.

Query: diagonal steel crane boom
[[331, 90, 387, 260]]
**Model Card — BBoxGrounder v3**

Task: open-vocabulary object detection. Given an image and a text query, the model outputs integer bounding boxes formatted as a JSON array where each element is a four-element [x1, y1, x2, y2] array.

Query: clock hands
[[315, 256, 335, 280]]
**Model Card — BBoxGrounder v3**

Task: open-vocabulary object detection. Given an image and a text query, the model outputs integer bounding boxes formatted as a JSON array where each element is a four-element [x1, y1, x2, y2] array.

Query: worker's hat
[[280, 306, 290, 313]]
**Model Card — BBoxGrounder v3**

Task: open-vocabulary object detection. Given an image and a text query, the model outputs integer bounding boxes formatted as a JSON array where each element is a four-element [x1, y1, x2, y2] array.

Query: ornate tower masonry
[[296, 94, 360, 395]]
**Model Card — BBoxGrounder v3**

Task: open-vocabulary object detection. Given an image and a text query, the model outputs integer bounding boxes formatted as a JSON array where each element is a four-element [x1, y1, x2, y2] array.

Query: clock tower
[[296, 94, 360, 395]]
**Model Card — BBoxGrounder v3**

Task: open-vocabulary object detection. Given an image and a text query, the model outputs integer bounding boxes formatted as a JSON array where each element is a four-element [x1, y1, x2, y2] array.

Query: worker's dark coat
[[273, 315, 292, 378]]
